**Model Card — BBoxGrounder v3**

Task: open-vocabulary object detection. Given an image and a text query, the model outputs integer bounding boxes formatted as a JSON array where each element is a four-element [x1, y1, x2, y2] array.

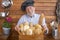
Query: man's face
[[26, 6, 35, 16]]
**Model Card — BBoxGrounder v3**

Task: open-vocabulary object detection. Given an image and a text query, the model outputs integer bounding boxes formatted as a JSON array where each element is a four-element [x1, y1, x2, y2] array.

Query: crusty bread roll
[[19, 24, 24, 32], [23, 21, 30, 31], [23, 25, 30, 31], [24, 21, 29, 25], [34, 24, 42, 29], [34, 28, 42, 35], [25, 29, 33, 35], [30, 27, 35, 31], [29, 22, 33, 27]]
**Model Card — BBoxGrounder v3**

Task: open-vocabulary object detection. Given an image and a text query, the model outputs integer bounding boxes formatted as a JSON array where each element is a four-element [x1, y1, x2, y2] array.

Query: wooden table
[[0, 34, 8, 40]]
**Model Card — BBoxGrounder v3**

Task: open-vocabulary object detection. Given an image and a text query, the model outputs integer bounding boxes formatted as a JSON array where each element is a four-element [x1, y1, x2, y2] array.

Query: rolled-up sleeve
[[41, 17, 48, 30], [42, 18, 47, 27]]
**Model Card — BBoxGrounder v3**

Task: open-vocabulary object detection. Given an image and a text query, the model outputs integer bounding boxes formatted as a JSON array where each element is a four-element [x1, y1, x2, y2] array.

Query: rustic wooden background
[[0, 0, 57, 32]]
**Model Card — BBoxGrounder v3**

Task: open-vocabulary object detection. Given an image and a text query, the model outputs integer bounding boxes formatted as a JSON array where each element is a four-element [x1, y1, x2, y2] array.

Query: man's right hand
[[15, 26, 20, 32]]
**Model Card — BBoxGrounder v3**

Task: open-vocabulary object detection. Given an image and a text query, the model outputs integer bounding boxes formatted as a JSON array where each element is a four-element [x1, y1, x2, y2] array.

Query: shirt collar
[[26, 13, 36, 18]]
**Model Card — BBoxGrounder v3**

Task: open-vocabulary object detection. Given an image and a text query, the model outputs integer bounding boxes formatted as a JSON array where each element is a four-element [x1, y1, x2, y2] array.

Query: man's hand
[[44, 28, 49, 35], [15, 26, 20, 32], [42, 25, 49, 35]]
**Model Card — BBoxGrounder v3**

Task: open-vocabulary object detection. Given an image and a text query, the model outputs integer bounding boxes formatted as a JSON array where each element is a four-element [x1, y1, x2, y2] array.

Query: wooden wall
[[0, 0, 57, 32]]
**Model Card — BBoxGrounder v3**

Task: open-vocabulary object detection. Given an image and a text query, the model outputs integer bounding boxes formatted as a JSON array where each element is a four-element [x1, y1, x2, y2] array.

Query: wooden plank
[[0, 7, 5, 12], [9, 10, 25, 15], [0, 19, 4, 33], [36, 10, 55, 16], [0, 10, 55, 18], [10, 3, 56, 10], [12, 3, 57, 7], [45, 16, 56, 23], [9, 6, 20, 10], [0, 34, 8, 40], [9, 10, 55, 16], [8, 0, 57, 11], [13, 0, 25, 2], [34, 2, 57, 7], [10, 2, 57, 9], [34, 0, 57, 3], [0, 0, 57, 11], [35, 6, 56, 11], [0, 19, 4, 25], [9, 6, 56, 11], [9, 15, 23, 23], [15, 0, 57, 3], [0, 26, 3, 32], [9, 11, 55, 16], [13, 0, 25, 6]]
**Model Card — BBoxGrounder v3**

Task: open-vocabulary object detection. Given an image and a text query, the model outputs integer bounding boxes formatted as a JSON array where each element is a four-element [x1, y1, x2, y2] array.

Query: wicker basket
[[7, 29, 44, 40], [18, 30, 44, 40]]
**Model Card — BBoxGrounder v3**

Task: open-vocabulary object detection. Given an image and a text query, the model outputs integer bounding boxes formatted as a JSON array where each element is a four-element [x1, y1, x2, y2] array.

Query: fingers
[[44, 29, 49, 35], [15, 26, 20, 32], [15, 26, 18, 31]]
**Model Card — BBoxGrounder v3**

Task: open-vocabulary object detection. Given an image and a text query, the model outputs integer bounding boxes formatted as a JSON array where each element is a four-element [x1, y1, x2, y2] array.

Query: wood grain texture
[[34, 0, 57, 3], [34, 2, 57, 7], [0, 0, 57, 34]]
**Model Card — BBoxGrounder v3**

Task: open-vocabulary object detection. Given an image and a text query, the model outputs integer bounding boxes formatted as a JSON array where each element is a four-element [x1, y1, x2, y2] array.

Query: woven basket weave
[[7, 30, 44, 40], [18, 30, 44, 40]]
